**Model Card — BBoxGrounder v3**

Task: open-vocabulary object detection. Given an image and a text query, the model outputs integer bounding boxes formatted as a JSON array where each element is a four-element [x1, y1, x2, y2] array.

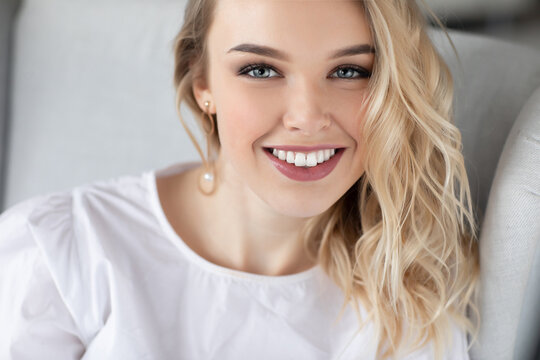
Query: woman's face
[[194, 0, 374, 218]]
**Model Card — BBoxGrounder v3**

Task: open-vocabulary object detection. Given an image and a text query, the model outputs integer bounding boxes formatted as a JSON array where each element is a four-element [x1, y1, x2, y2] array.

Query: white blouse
[[0, 162, 469, 360]]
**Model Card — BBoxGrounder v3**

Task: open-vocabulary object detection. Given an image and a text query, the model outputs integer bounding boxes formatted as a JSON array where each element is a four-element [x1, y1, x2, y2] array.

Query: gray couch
[[1, 1, 539, 359]]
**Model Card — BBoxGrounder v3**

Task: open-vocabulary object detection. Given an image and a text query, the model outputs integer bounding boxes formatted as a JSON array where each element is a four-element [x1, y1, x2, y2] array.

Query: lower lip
[[264, 149, 344, 182]]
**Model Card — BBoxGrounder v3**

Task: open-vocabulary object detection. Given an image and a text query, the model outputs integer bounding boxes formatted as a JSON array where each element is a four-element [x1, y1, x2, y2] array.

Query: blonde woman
[[0, 0, 478, 359]]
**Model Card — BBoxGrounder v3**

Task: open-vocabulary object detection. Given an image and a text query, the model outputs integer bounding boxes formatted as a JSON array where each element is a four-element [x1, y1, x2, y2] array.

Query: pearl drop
[[203, 172, 214, 182]]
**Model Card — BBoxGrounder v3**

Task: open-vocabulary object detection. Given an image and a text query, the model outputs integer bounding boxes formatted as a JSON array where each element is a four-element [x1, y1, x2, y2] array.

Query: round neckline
[[146, 162, 321, 285]]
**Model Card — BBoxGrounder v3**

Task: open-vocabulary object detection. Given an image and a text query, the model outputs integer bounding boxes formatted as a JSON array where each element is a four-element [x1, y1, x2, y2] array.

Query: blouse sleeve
[[0, 196, 86, 360]]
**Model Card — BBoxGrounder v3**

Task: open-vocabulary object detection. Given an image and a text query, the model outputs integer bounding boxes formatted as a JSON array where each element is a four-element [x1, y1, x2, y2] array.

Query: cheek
[[214, 81, 281, 155], [351, 104, 367, 142], [329, 89, 369, 141]]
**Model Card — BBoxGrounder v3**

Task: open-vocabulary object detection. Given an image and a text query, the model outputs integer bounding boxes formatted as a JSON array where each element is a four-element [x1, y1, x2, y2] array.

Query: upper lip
[[264, 145, 344, 152]]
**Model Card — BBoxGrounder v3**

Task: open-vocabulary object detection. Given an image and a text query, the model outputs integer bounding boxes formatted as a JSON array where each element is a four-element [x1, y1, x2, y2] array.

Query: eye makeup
[[237, 63, 282, 78], [236, 62, 372, 80], [329, 64, 371, 79]]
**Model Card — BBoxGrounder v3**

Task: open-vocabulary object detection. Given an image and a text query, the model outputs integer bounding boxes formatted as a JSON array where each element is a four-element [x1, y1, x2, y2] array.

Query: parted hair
[[172, 1, 479, 359]]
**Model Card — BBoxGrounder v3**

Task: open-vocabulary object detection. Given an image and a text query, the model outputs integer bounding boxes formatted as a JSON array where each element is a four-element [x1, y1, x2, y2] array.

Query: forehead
[[209, 0, 372, 59]]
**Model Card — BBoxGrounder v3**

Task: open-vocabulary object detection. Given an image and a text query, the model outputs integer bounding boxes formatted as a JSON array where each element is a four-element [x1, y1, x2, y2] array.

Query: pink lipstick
[[264, 147, 344, 181]]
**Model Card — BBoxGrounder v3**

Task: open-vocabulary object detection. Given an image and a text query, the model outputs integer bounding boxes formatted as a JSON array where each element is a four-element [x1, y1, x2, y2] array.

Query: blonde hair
[[173, 1, 479, 359]]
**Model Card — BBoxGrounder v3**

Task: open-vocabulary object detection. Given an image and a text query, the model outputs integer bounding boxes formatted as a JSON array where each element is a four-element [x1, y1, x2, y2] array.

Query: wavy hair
[[172, 1, 479, 359]]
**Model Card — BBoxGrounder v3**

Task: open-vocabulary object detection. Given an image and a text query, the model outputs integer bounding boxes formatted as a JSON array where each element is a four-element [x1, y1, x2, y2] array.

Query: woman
[[0, 0, 478, 359]]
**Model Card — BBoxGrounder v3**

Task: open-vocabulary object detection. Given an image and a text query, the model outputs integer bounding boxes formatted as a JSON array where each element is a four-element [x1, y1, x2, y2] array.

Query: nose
[[282, 79, 331, 135]]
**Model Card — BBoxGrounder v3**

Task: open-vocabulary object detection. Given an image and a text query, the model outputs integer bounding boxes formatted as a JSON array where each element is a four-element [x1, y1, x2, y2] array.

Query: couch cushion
[[430, 29, 540, 221], [471, 86, 540, 360]]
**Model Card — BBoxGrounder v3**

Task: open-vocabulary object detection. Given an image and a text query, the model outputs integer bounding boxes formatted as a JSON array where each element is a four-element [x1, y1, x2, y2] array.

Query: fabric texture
[[470, 87, 540, 360], [0, 162, 470, 360], [429, 29, 540, 223]]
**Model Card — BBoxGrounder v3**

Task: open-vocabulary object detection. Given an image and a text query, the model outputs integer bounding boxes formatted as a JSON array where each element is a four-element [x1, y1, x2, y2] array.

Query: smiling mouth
[[264, 147, 344, 168]]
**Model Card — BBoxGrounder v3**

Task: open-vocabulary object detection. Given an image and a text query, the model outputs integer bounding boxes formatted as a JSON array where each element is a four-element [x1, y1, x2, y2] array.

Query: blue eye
[[237, 63, 371, 80], [238, 64, 281, 79], [330, 65, 371, 79]]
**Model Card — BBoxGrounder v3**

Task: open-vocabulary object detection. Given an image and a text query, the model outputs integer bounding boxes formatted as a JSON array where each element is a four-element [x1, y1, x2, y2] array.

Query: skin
[[157, 0, 374, 276]]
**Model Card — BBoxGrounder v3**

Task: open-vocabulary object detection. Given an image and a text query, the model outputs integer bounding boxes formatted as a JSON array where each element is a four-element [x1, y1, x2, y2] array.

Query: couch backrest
[[429, 29, 540, 223], [475, 86, 540, 360], [430, 30, 540, 360], [2, 0, 197, 210]]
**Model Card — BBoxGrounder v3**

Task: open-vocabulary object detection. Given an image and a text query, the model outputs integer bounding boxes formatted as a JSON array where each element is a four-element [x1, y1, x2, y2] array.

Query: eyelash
[[237, 63, 371, 80]]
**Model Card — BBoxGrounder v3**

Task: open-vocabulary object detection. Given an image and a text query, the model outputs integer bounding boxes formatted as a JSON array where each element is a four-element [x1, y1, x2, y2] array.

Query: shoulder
[[0, 191, 73, 256], [0, 170, 164, 271], [443, 320, 470, 360], [0, 192, 87, 356], [400, 319, 470, 360], [0, 171, 158, 342], [1, 171, 155, 255]]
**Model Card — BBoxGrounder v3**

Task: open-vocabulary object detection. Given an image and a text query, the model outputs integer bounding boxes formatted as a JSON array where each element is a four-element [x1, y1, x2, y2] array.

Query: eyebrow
[[227, 43, 375, 61]]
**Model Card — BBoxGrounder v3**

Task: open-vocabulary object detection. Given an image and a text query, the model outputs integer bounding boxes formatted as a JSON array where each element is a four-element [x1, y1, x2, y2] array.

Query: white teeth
[[294, 153, 306, 166], [317, 150, 325, 164], [324, 149, 330, 161], [270, 148, 339, 167], [306, 152, 317, 167], [286, 151, 295, 163]]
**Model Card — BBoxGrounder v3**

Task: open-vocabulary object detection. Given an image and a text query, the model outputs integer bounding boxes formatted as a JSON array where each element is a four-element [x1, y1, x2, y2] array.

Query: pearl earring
[[198, 100, 216, 195]]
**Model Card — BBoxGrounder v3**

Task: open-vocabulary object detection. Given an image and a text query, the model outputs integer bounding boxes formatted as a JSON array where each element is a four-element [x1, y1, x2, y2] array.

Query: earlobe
[[193, 78, 215, 114]]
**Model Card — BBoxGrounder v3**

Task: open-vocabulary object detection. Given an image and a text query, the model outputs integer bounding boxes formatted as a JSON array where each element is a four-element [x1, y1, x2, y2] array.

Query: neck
[[195, 163, 317, 276]]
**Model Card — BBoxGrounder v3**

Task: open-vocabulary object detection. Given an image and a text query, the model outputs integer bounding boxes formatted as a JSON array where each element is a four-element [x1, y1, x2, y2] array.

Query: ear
[[192, 76, 216, 114]]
